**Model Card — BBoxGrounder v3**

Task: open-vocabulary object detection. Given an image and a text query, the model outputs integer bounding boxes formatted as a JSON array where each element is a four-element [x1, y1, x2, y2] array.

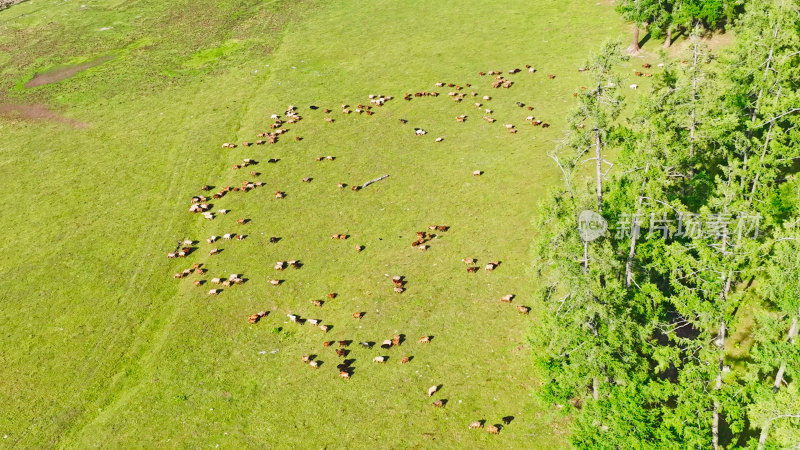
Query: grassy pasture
[[0, 0, 665, 446]]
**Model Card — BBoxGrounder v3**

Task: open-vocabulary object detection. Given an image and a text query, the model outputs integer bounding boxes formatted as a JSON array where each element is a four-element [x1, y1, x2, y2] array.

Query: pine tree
[[566, 40, 627, 215]]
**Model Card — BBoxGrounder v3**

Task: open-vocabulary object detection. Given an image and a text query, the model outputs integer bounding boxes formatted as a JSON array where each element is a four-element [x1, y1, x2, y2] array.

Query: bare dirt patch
[[0, 0, 26, 10], [668, 31, 735, 55], [0, 103, 87, 127], [25, 56, 114, 88]]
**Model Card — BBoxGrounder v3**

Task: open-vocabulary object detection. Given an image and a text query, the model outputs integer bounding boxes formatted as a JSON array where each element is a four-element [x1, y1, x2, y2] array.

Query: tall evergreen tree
[[566, 40, 627, 215]]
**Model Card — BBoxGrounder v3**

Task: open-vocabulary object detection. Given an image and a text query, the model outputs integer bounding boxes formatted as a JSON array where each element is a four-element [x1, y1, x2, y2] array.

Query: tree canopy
[[533, 0, 800, 447]]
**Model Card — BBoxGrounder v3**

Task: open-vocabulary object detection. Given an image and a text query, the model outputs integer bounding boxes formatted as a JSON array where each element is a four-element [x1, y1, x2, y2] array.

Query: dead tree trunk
[[744, 13, 780, 177], [712, 264, 733, 450], [595, 130, 603, 214], [361, 174, 389, 189], [663, 26, 673, 48], [625, 163, 650, 288], [688, 35, 701, 160], [712, 319, 726, 450], [758, 414, 800, 450], [583, 241, 589, 272], [774, 307, 799, 392], [628, 26, 641, 53]]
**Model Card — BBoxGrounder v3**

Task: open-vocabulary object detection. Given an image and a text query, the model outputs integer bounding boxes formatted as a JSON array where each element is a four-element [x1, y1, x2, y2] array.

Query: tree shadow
[[671, 28, 686, 45], [638, 31, 652, 49]]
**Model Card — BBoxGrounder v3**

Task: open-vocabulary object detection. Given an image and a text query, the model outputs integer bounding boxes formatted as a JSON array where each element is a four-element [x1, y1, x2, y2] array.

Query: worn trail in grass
[[0, 0, 634, 446]]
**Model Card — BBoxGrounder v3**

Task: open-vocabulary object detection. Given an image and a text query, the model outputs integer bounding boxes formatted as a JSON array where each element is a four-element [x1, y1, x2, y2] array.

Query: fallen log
[[361, 174, 389, 189]]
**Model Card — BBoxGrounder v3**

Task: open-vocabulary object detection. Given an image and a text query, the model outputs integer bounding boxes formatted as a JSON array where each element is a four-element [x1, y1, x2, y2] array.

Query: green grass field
[[0, 0, 659, 446]]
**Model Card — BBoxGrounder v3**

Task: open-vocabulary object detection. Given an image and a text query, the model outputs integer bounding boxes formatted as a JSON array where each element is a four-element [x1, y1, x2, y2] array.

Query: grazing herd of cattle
[[168, 65, 560, 436]]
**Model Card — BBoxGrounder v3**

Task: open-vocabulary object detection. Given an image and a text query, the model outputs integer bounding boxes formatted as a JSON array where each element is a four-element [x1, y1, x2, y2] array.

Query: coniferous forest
[[533, 0, 800, 447]]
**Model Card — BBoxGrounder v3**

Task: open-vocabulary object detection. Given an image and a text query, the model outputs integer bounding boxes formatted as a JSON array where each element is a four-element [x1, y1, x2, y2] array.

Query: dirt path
[[0, 103, 87, 127], [24, 56, 113, 88]]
